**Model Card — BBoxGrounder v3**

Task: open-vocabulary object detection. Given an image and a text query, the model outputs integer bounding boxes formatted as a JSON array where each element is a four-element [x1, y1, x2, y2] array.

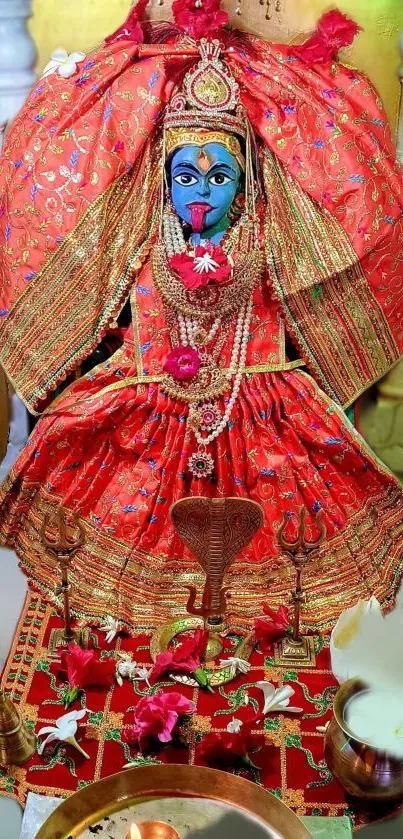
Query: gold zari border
[[88, 359, 305, 398], [0, 141, 162, 414], [2, 475, 403, 634], [262, 149, 400, 406]]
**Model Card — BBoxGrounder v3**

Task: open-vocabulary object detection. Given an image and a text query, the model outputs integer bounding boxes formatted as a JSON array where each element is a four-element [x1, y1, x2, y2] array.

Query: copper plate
[[35, 764, 310, 839]]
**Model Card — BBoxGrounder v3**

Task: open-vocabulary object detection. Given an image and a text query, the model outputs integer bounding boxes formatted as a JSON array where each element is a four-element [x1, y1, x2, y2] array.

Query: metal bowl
[[325, 678, 403, 801], [35, 764, 311, 839]]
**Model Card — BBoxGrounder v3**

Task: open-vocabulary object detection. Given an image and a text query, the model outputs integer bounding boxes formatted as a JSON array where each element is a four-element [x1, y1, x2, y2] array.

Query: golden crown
[[164, 40, 247, 140]]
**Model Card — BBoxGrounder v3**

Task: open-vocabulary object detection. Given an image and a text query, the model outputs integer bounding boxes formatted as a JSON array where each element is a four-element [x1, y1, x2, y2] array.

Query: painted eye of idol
[[170, 142, 241, 237], [173, 172, 232, 187]]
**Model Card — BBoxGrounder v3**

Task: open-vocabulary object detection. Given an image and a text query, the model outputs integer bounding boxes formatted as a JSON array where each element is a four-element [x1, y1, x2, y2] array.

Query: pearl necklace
[[181, 297, 253, 479], [162, 204, 256, 479], [178, 314, 221, 348], [194, 299, 252, 448]]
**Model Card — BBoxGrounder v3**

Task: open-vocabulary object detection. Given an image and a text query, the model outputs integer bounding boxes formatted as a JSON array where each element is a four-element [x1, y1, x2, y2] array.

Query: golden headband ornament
[[165, 128, 245, 170]]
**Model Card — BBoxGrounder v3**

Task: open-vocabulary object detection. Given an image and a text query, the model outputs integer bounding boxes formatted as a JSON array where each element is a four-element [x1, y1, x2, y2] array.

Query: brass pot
[[325, 679, 403, 801]]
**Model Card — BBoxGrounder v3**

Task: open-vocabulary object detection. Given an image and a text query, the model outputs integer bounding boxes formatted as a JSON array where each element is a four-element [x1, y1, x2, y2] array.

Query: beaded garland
[[156, 203, 262, 478], [156, 38, 263, 478]]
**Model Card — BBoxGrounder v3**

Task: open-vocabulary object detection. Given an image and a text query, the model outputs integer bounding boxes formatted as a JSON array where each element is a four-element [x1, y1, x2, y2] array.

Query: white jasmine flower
[[116, 657, 138, 686], [134, 666, 152, 689], [37, 709, 89, 758], [226, 717, 243, 734], [257, 682, 303, 715], [42, 48, 86, 80], [193, 253, 220, 274], [220, 657, 251, 678], [100, 615, 121, 644]]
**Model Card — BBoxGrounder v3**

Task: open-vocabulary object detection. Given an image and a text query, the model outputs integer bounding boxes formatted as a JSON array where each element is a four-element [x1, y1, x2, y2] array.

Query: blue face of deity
[[170, 143, 241, 237]]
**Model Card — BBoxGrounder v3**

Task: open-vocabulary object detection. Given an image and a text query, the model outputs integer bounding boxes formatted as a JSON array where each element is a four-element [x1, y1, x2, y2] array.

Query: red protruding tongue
[[189, 202, 212, 234]]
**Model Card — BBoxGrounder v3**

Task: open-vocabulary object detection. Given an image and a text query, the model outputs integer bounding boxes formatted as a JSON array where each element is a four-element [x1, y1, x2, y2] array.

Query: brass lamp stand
[[274, 507, 326, 668], [40, 506, 90, 658]]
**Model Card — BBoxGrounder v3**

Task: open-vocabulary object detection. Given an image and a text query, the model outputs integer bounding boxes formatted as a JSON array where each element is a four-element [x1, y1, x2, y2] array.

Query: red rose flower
[[61, 643, 116, 707], [254, 605, 290, 654], [105, 0, 147, 44], [151, 628, 209, 687], [122, 691, 195, 752], [198, 717, 265, 769], [172, 0, 229, 41], [169, 246, 231, 291], [164, 346, 201, 381]]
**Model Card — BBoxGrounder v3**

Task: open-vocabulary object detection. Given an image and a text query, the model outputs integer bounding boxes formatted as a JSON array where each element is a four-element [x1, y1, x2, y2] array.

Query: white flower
[[115, 654, 151, 689], [316, 721, 330, 735], [41, 48, 86, 80], [220, 656, 251, 678], [37, 709, 90, 758], [116, 658, 138, 686], [134, 666, 152, 689], [257, 682, 303, 715], [226, 717, 243, 734], [100, 615, 121, 644], [193, 253, 220, 274]]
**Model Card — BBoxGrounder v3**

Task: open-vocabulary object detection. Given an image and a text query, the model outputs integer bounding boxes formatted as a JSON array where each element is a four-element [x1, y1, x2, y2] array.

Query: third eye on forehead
[[171, 145, 238, 177]]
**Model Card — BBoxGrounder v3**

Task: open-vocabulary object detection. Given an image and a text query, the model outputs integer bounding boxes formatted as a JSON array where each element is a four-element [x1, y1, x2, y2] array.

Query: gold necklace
[[152, 244, 263, 320]]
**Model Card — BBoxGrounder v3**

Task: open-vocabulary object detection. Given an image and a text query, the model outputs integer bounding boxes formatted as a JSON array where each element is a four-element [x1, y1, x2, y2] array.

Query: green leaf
[[63, 686, 80, 708], [194, 668, 214, 693], [242, 754, 261, 770]]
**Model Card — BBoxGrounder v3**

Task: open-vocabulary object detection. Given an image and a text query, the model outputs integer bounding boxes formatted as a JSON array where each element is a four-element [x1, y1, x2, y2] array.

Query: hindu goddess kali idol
[[0, 0, 402, 632]]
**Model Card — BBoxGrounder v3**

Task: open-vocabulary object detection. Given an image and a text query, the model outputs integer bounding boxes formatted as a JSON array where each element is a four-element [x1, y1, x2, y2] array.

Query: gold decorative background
[[30, 0, 403, 134]]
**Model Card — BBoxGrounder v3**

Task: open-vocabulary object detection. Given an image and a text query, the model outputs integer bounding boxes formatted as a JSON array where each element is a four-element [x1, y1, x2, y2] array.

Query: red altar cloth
[[0, 593, 401, 830]]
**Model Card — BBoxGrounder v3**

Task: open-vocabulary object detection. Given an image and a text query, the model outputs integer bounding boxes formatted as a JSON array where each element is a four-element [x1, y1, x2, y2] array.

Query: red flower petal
[[254, 605, 290, 653], [172, 0, 228, 39], [198, 717, 264, 769], [105, 0, 147, 45], [151, 628, 209, 683], [164, 346, 201, 381], [173, 628, 208, 663], [123, 692, 194, 753], [169, 246, 231, 290], [61, 643, 115, 691], [294, 10, 361, 65]]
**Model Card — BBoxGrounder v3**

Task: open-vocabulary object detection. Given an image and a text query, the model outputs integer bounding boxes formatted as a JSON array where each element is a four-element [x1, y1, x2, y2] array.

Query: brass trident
[[40, 506, 85, 644], [278, 507, 326, 644]]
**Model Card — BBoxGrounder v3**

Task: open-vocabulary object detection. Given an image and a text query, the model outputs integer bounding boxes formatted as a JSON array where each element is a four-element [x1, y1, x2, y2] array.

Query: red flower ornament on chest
[[169, 245, 232, 291], [164, 345, 201, 381]]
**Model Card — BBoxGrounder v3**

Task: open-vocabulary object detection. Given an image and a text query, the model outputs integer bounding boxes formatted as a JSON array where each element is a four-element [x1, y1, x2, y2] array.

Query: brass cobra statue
[[170, 496, 264, 624]]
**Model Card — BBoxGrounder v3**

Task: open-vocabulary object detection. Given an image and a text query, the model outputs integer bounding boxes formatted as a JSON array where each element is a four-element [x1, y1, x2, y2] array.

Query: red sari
[[1, 262, 402, 631]]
